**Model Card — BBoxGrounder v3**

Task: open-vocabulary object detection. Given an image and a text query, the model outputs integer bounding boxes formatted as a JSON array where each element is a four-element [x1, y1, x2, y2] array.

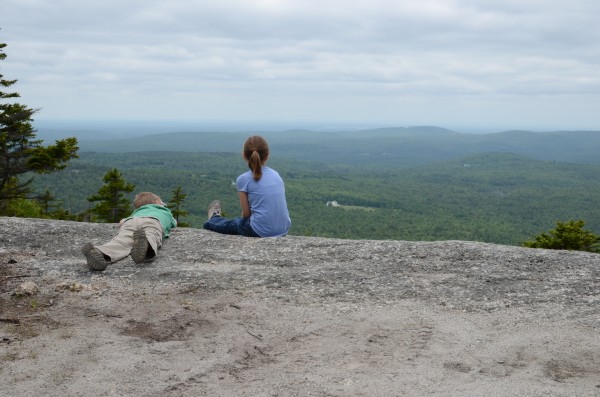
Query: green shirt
[[127, 204, 177, 237]]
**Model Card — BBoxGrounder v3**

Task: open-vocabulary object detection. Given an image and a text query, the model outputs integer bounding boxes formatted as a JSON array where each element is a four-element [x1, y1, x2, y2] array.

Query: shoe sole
[[208, 200, 222, 219], [131, 229, 150, 264], [81, 242, 108, 271]]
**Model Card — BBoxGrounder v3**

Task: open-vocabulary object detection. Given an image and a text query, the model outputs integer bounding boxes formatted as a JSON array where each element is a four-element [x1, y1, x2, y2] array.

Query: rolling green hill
[[74, 128, 600, 166]]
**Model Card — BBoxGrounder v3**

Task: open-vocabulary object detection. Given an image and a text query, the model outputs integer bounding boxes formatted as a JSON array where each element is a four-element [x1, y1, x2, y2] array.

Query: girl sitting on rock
[[203, 135, 291, 238]]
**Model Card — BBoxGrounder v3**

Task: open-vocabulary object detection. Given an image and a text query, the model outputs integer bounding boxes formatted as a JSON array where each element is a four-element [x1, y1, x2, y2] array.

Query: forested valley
[[33, 139, 600, 246]]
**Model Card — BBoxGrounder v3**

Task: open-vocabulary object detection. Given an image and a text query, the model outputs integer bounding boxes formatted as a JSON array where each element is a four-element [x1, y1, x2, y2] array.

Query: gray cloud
[[2, 0, 600, 130]]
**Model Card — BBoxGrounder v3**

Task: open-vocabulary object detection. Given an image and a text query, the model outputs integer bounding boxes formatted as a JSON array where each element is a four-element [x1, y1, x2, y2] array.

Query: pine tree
[[34, 188, 74, 220], [36, 189, 58, 215], [0, 42, 78, 214], [522, 219, 600, 252], [87, 168, 135, 223], [168, 186, 189, 227]]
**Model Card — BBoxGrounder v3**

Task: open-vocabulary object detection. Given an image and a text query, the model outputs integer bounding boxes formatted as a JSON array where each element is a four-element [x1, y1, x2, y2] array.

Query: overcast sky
[[2, 0, 600, 132]]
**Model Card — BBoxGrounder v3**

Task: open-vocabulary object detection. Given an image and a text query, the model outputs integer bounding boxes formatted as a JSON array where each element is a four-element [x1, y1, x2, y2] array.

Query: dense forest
[[34, 144, 600, 246], [68, 127, 600, 166]]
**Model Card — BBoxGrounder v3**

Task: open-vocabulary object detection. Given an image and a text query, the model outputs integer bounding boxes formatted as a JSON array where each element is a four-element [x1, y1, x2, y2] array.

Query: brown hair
[[134, 192, 161, 208], [243, 135, 269, 181]]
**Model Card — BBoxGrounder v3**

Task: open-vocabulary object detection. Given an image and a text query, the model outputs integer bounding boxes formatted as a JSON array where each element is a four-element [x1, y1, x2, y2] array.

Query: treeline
[[75, 128, 600, 166], [32, 151, 600, 246]]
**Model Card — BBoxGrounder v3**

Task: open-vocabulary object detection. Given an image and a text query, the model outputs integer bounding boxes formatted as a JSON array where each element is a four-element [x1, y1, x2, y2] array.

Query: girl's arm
[[239, 191, 251, 218]]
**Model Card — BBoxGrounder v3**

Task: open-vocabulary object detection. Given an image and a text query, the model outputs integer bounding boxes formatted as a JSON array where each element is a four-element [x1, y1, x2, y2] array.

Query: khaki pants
[[95, 217, 163, 263]]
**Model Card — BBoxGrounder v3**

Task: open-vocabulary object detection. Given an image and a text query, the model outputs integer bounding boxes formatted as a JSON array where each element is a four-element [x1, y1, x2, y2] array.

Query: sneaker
[[82, 243, 109, 271], [207, 200, 222, 220], [131, 229, 150, 264]]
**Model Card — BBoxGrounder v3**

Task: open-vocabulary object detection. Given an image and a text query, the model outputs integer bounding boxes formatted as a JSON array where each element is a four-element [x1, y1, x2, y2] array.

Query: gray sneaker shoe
[[207, 200, 222, 220], [131, 229, 150, 264], [82, 243, 109, 271]]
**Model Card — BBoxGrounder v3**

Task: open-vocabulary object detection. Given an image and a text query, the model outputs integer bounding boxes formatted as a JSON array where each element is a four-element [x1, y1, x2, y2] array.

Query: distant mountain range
[[38, 126, 600, 166]]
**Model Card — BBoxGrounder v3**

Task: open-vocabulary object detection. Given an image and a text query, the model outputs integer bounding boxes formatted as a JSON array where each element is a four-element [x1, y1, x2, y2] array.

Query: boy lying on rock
[[82, 192, 177, 271]]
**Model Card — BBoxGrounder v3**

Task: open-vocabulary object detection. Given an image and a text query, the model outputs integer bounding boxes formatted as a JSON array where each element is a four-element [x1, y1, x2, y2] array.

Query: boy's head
[[134, 192, 163, 208]]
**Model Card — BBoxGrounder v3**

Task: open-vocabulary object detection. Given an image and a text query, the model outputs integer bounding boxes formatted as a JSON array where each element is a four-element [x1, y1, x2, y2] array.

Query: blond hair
[[134, 192, 161, 208]]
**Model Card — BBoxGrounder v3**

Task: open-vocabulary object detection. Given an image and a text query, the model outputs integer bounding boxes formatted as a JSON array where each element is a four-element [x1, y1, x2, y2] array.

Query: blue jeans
[[203, 215, 260, 237]]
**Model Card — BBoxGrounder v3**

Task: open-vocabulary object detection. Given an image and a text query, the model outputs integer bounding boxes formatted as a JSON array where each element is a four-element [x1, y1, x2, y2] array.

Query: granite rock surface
[[1, 217, 599, 396]]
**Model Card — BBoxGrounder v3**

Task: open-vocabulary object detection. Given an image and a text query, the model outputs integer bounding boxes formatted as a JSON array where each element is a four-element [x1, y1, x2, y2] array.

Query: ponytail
[[243, 136, 269, 181], [248, 150, 263, 181]]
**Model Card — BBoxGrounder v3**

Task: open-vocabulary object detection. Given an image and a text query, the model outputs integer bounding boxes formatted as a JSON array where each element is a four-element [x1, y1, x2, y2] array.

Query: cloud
[[2, 0, 600, 130]]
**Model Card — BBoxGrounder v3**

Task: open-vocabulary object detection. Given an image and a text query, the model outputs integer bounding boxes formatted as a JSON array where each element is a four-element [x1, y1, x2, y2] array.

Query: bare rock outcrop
[[1, 217, 599, 396]]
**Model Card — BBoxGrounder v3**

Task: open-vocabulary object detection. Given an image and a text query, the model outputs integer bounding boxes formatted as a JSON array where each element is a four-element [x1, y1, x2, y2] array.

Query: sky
[[2, 0, 600, 132]]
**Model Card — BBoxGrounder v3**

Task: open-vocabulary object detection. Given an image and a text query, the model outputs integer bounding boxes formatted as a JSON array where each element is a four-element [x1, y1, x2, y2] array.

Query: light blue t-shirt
[[236, 166, 291, 237]]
